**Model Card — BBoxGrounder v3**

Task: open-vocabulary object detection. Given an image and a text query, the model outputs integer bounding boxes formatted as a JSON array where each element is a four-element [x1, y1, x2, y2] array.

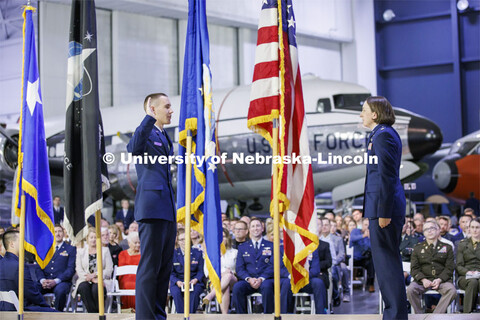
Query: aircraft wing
[[331, 160, 421, 202]]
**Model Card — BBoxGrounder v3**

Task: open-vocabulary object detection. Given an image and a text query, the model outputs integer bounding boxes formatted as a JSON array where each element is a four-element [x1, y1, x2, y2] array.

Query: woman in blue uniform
[[360, 96, 408, 320], [170, 228, 205, 313]]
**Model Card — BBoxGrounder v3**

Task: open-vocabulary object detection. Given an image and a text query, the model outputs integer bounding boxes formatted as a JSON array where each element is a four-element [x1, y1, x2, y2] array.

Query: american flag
[[247, 0, 318, 293]]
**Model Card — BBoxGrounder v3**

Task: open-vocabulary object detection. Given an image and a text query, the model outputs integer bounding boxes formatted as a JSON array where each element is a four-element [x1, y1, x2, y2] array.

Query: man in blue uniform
[[127, 93, 176, 320], [360, 96, 408, 320], [280, 238, 331, 314], [34, 225, 76, 311], [232, 218, 275, 313], [169, 229, 205, 313], [0, 230, 55, 312]]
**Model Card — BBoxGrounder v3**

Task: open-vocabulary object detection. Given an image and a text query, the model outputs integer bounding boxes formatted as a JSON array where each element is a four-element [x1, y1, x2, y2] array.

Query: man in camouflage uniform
[[406, 220, 456, 313]]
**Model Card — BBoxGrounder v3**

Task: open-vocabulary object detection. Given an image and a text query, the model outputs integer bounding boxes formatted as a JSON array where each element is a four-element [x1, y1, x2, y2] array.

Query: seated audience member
[[118, 231, 141, 311], [438, 216, 455, 242], [400, 220, 419, 262], [454, 215, 473, 243], [331, 220, 351, 302], [203, 228, 238, 314], [115, 219, 127, 239], [324, 212, 335, 221], [352, 209, 363, 228], [108, 224, 123, 244], [232, 218, 274, 314], [232, 220, 249, 249], [413, 213, 425, 240], [115, 199, 134, 231], [240, 215, 251, 227], [319, 217, 341, 305], [102, 227, 122, 266], [407, 220, 456, 313], [119, 221, 138, 250], [456, 218, 480, 313], [74, 228, 114, 313], [170, 228, 205, 313], [35, 225, 76, 311], [464, 208, 477, 219], [349, 219, 375, 292], [191, 229, 204, 251], [0, 230, 55, 311], [281, 238, 331, 314]]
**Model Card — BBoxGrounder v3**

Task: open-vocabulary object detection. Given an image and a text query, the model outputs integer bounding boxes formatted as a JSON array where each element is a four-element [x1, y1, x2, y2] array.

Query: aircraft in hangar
[[0, 76, 442, 214], [433, 130, 480, 203]]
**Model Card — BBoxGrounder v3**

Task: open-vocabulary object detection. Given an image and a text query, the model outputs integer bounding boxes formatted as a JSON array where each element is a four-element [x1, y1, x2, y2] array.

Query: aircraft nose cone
[[432, 154, 460, 193], [408, 115, 443, 160]]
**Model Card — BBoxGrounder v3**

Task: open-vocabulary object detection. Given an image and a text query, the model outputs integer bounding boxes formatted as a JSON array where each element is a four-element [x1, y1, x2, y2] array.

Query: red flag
[[247, 0, 318, 293]]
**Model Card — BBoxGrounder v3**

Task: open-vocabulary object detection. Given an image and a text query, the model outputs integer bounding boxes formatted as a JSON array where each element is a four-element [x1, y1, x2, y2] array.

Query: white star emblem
[[288, 17, 295, 28], [263, 0, 268, 4], [84, 31, 93, 42], [198, 87, 203, 96], [208, 162, 216, 172], [287, 5, 291, 12], [26, 78, 42, 116]]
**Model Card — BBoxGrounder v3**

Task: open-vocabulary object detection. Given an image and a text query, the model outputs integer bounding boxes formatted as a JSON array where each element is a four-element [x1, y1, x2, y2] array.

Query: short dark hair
[[143, 93, 168, 111], [469, 217, 480, 226], [366, 96, 396, 126], [3, 230, 19, 249]]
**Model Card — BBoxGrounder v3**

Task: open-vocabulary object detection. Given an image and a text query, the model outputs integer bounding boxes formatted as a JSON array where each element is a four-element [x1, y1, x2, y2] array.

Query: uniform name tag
[[438, 246, 447, 253], [173, 262, 180, 266], [60, 251, 68, 256], [154, 141, 163, 146], [192, 260, 198, 264]]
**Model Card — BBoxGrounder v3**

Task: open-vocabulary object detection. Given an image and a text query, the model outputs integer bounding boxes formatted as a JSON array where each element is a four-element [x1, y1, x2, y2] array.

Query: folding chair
[[293, 292, 315, 314], [0, 290, 19, 311], [106, 265, 137, 313]]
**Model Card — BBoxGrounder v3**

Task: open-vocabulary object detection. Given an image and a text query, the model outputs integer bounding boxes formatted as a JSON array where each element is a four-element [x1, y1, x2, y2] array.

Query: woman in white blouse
[[203, 228, 238, 314], [74, 227, 113, 313]]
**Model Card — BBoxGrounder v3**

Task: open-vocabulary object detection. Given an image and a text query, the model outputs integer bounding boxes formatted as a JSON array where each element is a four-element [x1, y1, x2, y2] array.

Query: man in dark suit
[[34, 225, 76, 311], [127, 93, 176, 320], [360, 96, 408, 320], [280, 239, 332, 314], [232, 218, 275, 313], [453, 215, 472, 243], [115, 199, 135, 231], [52, 196, 64, 225], [169, 229, 205, 313], [0, 230, 55, 312]]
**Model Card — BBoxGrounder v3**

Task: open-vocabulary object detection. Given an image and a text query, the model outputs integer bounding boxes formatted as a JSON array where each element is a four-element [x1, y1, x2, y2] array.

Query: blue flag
[[14, 6, 55, 269], [176, 0, 223, 303]]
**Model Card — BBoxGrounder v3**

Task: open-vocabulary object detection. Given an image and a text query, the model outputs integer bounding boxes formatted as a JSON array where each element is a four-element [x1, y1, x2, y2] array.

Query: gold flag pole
[[272, 118, 281, 320], [184, 130, 193, 320], [18, 194, 26, 320], [95, 210, 106, 319]]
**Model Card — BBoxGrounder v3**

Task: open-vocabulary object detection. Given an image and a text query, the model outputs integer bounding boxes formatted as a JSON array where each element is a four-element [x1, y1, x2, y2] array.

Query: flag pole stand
[[18, 194, 26, 320], [272, 118, 281, 320], [95, 210, 106, 320], [184, 129, 193, 320]]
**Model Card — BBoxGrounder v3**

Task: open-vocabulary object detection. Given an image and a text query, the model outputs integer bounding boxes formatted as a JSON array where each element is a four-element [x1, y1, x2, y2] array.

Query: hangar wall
[[0, 0, 377, 121], [374, 0, 480, 142]]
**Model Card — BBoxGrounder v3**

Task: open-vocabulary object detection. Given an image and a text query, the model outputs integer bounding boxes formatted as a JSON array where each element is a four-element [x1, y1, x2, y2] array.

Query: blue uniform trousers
[[369, 217, 408, 320], [232, 279, 274, 313], [40, 282, 71, 311], [136, 219, 176, 320], [170, 283, 204, 313]]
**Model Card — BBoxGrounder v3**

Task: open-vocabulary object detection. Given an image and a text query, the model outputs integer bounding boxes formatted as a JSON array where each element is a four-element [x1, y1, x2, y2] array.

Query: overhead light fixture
[[457, 0, 470, 11], [383, 9, 396, 22]]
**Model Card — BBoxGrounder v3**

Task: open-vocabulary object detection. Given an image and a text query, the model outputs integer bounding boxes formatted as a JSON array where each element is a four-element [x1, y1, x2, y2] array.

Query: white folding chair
[[246, 292, 262, 314], [0, 290, 19, 311], [293, 292, 315, 314], [347, 245, 366, 295], [106, 265, 137, 313]]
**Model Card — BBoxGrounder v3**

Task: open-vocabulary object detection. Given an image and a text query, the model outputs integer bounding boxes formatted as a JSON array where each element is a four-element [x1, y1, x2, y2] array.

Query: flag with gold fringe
[[14, 5, 55, 269], [247, 0, 318, 293], [176, 0, 223, 303]]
